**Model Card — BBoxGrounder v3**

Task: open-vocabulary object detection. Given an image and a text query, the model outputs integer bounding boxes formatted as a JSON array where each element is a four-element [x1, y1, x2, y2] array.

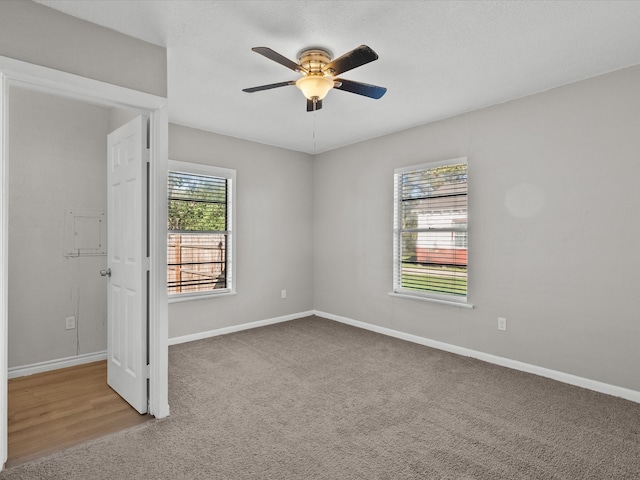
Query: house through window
[[393, 158, 468, 304], [167, 160, 235, 298]]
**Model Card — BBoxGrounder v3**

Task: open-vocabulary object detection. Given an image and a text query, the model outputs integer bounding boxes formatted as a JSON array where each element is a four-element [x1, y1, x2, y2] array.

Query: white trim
[[8, 351, 107, 379], [168, 160, 234, 180], [168, 311, 315, 346], [168, 291, 237, 304], [0, 56, 162, 113], [148, 104, 170, 419], [395, 156, 468, 174], [389, 292, 474, 309], [0, 72, 8, 466], [313, 310, 640, 404]]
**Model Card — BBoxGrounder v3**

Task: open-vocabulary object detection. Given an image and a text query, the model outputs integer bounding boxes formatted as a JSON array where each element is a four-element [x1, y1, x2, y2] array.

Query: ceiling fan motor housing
[[297, 48, 333, 74]]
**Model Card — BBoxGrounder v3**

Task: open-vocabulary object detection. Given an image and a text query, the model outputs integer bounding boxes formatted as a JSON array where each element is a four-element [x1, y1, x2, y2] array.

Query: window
[[393, 158, 468, 304], [167, 160, 235, 298]]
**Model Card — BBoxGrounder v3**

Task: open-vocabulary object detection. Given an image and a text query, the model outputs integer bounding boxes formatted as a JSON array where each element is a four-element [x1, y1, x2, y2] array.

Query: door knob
[[100, 268, 112, 277]]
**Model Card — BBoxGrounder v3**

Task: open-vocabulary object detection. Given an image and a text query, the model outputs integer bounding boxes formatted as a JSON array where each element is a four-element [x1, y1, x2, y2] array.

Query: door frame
[[0, 55, 170, 467]]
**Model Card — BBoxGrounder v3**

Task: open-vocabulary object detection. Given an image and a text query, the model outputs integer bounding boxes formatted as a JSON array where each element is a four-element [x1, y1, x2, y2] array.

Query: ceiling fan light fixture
[[295, 75, 334, 101]]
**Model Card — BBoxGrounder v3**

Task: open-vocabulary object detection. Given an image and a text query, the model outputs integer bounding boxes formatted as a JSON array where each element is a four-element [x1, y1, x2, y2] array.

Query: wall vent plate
[[64, 210, 107, 257]]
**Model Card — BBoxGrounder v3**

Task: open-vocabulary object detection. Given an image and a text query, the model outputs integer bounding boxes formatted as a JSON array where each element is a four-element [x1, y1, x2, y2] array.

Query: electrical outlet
[[497, 317, 507, 331], [281, 289, 287, 299], [65, 316, 76, 330]]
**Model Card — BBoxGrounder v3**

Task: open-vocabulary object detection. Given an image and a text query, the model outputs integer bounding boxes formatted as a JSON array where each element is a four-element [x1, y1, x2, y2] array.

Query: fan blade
[[333, 79, 387, 99], [251, 47, 307, 73], [306, 98, 323, 112], [322, 45, 379, 76], [242, 81, 296, 93]]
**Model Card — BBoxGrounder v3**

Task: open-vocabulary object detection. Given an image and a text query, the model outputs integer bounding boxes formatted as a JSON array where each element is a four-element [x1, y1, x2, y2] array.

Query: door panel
[[106, 115, 148, 414]]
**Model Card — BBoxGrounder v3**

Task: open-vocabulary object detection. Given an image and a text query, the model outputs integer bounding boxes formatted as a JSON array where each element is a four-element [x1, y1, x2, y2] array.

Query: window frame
[[167, 160, 236, 302], [392, 157, 472, 308]]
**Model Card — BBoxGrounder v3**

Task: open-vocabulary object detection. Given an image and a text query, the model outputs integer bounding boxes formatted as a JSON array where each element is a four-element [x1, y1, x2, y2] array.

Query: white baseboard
[[168, 310, 315, 346], [314, 310, 640, 404], [8, 351, 107, 379]]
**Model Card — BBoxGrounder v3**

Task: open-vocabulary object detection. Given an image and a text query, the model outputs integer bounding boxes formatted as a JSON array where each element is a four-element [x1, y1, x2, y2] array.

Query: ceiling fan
[[242, 45, 387, 111]]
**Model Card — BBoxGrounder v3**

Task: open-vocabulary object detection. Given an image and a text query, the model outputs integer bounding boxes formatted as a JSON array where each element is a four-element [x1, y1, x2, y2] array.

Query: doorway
[[0, 55, 170, 468], [5, 88, 146, 464]]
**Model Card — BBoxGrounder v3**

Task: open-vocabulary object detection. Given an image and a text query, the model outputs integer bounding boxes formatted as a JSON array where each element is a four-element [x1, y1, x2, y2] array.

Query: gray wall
[[8, 88, 113, 367], [314, 65, 640, 392], [0, 0, 166, 97], [168, 125, 314, 339]]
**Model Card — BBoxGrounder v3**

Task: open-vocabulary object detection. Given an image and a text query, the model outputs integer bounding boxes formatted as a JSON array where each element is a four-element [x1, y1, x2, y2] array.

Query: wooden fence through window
[[167, 233, 226, 294]]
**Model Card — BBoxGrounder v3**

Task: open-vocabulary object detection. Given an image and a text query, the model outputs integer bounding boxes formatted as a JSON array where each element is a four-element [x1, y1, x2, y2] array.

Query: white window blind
[[167, 162, 235, 297], [393, 158, 468, 302]]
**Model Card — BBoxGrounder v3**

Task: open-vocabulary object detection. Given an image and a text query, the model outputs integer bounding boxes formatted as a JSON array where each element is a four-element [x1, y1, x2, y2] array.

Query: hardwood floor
[[7, 360, 151, 467]]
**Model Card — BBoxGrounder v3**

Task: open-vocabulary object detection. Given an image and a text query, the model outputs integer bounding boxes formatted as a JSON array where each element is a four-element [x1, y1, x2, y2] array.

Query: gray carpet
[[2, 316, 639, 479]]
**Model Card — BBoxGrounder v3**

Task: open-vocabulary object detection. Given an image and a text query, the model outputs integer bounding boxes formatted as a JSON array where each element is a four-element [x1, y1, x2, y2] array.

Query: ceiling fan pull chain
[[313, 110, 317, 152]]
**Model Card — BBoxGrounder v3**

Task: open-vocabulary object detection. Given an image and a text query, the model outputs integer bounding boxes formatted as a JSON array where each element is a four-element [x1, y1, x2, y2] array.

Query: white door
[[106, 115, 148, 414]]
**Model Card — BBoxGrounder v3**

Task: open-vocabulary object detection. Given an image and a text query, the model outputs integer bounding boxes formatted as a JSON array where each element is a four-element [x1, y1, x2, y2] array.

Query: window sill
[[389, 292, 474, 309], [169, 290, 237, 304]]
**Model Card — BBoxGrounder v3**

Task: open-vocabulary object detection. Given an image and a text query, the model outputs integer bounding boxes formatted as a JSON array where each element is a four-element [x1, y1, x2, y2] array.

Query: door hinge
[[144, 257, 151, 271], [146, 364, 151, 379]]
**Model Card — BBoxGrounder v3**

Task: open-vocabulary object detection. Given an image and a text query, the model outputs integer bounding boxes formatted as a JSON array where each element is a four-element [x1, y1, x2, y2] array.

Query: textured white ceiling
[[35, 0, 640, 154]]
